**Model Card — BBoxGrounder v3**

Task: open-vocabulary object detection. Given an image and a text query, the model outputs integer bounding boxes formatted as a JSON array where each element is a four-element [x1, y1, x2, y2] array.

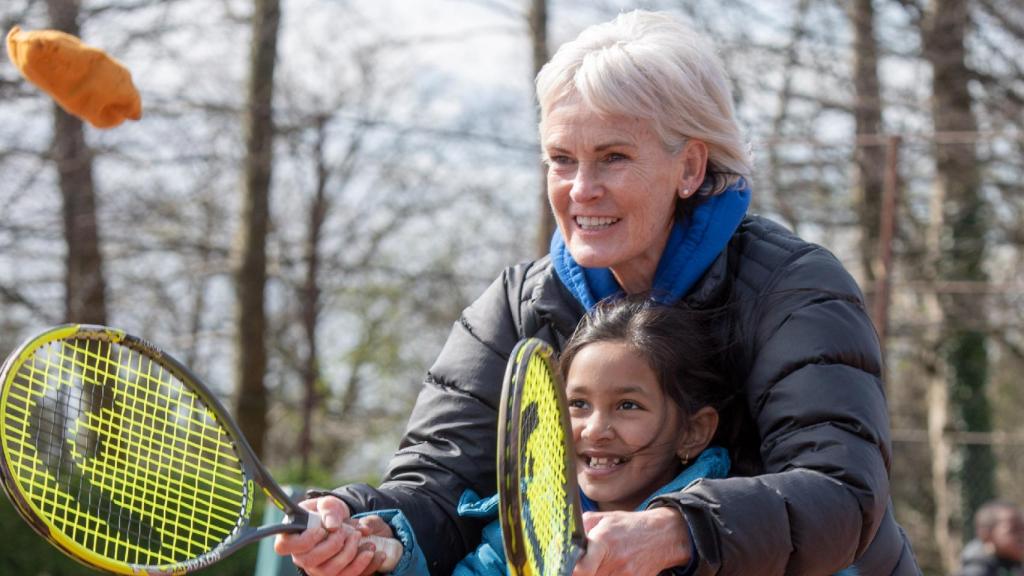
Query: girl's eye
[[619, 400, 641, 411], [568, 399, 588, 410]]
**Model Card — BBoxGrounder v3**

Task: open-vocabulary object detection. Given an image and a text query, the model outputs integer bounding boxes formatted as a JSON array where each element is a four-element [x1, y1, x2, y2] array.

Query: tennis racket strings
[[1, 331, 250, 568], [500, 339, 585, 576], [519, 348, 576, 573]]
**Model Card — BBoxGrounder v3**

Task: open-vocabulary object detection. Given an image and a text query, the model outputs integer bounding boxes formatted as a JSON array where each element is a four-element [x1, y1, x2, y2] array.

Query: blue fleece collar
[[579, 446, 730, 512], [551, 181, 751, 309]]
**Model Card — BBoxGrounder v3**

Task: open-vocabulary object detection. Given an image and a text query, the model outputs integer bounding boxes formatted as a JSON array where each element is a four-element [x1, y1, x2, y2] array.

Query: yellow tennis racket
[[497, 338, 585, 576], [0, 324, 400, 575]]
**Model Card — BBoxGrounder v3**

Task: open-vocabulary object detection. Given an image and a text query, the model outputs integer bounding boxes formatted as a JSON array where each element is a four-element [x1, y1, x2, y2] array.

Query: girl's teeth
[[589, 457, 623, 468]]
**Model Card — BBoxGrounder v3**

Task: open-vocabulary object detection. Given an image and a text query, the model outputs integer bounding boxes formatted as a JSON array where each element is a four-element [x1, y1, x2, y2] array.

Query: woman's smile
[[574, 215, 620, 231]]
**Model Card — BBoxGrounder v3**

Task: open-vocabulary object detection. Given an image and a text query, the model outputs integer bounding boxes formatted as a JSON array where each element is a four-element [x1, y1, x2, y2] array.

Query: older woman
[[277, 10, 919, 576]]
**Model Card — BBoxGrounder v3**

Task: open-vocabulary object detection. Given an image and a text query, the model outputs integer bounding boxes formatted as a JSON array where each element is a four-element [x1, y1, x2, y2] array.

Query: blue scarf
[[550, 181, 751, 309], [579, 446, 731, 512]]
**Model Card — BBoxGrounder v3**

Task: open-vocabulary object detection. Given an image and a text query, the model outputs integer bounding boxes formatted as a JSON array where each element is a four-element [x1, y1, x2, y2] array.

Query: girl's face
[[566, 340, 688, 512], [542, 100, 689, 294]]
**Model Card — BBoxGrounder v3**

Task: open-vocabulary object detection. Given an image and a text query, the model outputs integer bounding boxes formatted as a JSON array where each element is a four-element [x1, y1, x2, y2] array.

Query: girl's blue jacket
[[365, 447, 730, 576]]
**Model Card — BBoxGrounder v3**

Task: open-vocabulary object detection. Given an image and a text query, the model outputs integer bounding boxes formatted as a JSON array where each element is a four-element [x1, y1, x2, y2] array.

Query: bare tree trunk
[[924, 181, 957, 572], [528, 0, 553, 257], [927, 350, 956, 569], [871, 137, 900, 355], [47, 0, 107, 325], [849, 0, 886, 289], [183, 195, 218, 370], [298, 115, 329, 481], [926, 331, 957, 571], [234, 0, 281, 461], [291, 107, 367, 475], [922, 0, 994, 540], [765, 0, 810, 233]]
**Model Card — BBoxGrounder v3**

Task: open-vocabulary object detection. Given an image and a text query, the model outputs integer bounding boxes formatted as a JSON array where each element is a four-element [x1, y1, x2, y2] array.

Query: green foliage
[[273, 461, 348, 489], [1, 495, 93, 575], [0, 460, 374, 575], [0, 495, 257, 576], [950, 330, 996, 540]]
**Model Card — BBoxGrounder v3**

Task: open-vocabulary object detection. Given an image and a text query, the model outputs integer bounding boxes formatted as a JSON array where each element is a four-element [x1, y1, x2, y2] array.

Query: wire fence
[[891, 430, 1024, 574], [755, 127, 1024, 575]]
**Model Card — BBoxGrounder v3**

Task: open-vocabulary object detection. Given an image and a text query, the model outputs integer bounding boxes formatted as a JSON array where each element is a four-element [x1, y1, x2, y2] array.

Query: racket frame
[[497, 337, 586, 576], [0, 324, 315, 575]]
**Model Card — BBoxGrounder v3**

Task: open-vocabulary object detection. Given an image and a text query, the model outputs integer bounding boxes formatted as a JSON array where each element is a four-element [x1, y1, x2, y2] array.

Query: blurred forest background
[[1, 0, 1022, 574]]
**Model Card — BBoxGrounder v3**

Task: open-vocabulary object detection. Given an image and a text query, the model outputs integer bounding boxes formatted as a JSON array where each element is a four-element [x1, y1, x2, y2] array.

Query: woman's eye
[[545, 154, 575, 166], [604, 153, 628, 163]]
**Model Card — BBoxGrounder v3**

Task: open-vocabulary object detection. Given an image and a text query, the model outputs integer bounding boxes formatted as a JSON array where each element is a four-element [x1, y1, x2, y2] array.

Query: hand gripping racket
[[0, 324, 401, 575], [498, 338, 586, 576]]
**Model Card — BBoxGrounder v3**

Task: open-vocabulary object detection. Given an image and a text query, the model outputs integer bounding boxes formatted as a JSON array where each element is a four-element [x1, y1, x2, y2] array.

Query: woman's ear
[[677, 140, 709, 199], [676, 406, 719, 461]]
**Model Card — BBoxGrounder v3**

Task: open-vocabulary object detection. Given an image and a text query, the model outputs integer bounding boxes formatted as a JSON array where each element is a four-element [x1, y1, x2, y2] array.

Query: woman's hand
[[573, 507, 691, 576], [273, 496, 395, 576]]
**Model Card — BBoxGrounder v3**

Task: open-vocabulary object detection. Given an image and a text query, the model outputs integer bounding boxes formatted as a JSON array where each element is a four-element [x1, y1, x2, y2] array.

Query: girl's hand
[[273, 496, 394, 576]]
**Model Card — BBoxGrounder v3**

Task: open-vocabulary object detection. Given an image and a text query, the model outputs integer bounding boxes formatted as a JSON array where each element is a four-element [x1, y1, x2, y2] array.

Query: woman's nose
[[569, 162, 602, 203]]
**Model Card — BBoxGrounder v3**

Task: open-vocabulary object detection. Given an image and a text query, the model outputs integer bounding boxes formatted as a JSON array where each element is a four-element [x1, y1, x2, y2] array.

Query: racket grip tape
[[364, 534, 402, 572], [305, 511, 403, 571]]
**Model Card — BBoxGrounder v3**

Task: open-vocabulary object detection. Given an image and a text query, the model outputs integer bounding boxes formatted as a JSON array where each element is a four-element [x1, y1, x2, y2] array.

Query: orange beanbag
[[6, 26, 141, 129]]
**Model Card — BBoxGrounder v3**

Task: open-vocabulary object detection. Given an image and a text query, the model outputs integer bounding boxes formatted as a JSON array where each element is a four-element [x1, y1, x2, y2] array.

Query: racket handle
[[304, 512, 403, 572], [364, 534, 402, 572]]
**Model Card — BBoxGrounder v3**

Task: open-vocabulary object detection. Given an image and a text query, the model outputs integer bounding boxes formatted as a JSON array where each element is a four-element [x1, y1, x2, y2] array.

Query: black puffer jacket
[[332, 215, 920, 575]]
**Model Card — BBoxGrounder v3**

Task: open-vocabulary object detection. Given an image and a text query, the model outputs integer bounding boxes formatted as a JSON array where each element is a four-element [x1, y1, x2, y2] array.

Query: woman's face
[[542, 100, 688, 293], [566, 340, 686, 512]]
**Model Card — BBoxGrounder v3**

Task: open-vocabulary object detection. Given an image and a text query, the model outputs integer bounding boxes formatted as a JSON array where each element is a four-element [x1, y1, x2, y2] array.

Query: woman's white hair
[[536, 10, 752, 194]]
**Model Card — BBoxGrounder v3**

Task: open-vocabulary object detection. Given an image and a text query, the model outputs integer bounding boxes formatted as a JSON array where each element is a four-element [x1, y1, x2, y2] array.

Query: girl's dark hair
[[559, 293, 744, 450]]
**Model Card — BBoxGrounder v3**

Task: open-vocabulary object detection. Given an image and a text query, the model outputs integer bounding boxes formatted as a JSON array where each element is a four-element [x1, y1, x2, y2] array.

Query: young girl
[[351, 294, 743, 576]]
